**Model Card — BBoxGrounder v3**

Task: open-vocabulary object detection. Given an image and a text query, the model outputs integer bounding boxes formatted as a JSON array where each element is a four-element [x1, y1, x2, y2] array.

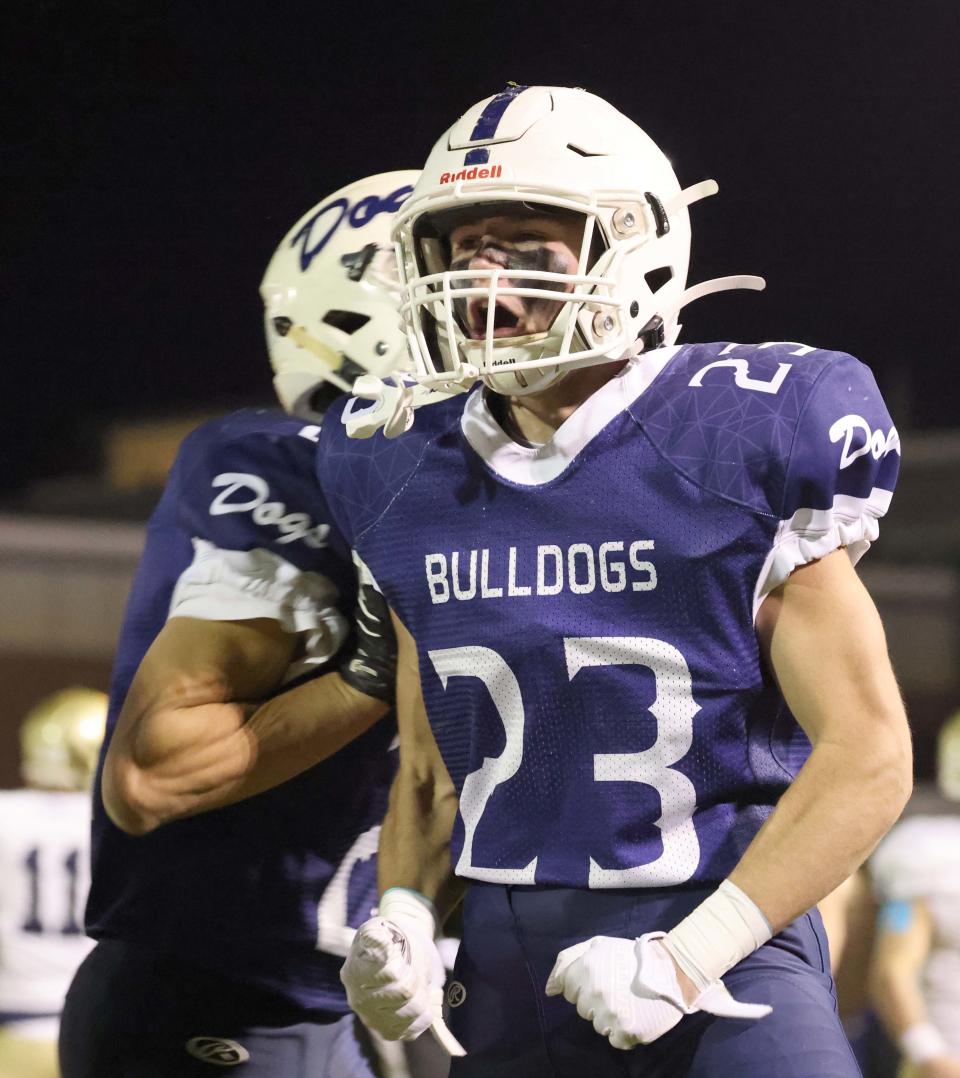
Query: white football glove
[[340, 889, 464, 1055], [546, 932, 771, 1050]]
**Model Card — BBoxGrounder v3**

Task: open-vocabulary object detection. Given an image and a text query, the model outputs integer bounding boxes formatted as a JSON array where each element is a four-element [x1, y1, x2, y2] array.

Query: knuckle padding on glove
[[340, 913, 444, 1043]]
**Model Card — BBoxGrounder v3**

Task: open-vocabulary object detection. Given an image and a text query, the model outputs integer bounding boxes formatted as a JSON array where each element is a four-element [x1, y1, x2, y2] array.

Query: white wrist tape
[[900, 1022, 949, 1064], [662, 879, 772, 990], [378, 888, 437, 939]]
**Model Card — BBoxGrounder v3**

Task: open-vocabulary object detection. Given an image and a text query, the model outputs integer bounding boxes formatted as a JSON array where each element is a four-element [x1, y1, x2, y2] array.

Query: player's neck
[[499, 360, 628, 446]]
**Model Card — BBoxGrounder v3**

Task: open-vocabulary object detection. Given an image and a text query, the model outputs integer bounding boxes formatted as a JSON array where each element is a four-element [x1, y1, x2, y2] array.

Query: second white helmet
[[261, 170, 420, 419]]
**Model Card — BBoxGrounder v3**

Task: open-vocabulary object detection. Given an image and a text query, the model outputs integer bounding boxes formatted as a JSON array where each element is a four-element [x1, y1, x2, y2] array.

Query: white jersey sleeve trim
[[169, 538, 348, 667], [752, 487, 893, 621]]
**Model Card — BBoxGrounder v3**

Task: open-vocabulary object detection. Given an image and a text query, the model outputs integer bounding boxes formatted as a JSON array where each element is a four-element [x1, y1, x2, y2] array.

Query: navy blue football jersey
[[87, 409, 396, 1012], [319, 342, 899, 891]]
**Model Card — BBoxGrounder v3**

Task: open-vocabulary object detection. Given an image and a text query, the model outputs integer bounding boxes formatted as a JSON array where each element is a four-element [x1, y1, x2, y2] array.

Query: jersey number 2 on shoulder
[[429, 637, 700, 887]]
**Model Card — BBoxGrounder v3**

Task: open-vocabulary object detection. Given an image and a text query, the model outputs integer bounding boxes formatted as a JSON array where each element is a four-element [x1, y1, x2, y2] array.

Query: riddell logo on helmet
[[439, 165, 503, 184]]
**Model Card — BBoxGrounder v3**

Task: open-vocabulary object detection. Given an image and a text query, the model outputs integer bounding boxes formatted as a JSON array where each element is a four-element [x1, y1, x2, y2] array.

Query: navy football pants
[[445, 883, 861, 1078], [59, 938, 447, 1078]]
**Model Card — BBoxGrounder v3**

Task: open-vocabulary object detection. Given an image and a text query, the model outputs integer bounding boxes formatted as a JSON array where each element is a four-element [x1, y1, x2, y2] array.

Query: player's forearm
[[728, 725, 911, 932], [378, 758, 463, 924], [868, 902, 936, 1045], [105, 672, 386, 834], [739, 552, 913, 931], [870, 959, 929, 1038], [870, 957, 957, 1071], [380, 605, 464, 922], [233, 672, 387, 803]]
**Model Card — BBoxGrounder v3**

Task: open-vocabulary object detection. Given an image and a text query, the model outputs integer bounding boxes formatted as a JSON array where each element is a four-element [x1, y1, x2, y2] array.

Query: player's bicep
[[103, 617, 298, 823], [756, 549, 905, 747], [114, 616, 296, 746], [149, 616, 298, 701], [168, 540, 348, 666]]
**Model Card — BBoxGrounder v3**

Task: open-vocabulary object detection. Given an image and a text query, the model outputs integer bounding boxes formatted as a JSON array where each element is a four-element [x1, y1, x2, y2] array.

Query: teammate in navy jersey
[[57, 172, 446, 1078], [326, 88, 913, 1076]]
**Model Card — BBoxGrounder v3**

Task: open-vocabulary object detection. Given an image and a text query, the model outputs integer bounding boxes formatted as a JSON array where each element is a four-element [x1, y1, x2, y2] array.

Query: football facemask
[[408, 199, 608, 395]]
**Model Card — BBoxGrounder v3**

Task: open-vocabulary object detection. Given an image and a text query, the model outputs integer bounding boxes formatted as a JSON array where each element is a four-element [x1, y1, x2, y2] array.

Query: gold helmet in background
[[20, 687, 108, 791]]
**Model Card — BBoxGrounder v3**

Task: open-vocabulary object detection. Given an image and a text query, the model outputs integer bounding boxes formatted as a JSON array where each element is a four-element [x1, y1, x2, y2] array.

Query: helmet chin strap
[[481, 364, 563, 396], [344, 370, 479, 439]]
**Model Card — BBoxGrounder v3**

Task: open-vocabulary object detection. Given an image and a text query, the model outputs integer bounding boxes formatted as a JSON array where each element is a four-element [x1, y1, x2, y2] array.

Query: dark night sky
[[3, 1, 958, 492]]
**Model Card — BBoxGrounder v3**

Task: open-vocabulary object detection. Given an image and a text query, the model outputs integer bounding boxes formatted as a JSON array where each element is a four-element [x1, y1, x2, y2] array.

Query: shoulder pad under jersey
[[633, 342, 899, 602], [633, 342, 897, 513]]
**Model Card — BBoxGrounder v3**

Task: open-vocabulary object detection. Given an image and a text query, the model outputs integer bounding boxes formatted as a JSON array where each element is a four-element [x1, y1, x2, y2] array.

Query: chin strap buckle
[[636, 315, 666, 354], [344, 372, 477, 439]]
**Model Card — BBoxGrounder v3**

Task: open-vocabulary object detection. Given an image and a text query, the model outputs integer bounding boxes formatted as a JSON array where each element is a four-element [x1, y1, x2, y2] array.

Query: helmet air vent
[[644, 266, 674, 293], [323, 310, 371, 334]]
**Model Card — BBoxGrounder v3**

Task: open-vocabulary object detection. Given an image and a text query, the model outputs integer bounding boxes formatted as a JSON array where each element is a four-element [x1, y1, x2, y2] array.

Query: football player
[[323, 87, 913, 1076], [0, 688, 105, 1078], [870, 711, 960, 1078], [57, 172, 441, 1078]]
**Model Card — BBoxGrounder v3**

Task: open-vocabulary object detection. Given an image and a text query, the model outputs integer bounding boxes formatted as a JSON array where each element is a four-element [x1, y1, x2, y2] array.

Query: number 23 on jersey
[[430, 635, 701, 888]]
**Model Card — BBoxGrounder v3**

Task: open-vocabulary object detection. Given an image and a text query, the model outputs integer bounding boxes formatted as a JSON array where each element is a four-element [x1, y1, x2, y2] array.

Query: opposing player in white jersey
[[871, 711, 960, 1078], [323, 86, 914, 1076], [58, 172, 450, 1078], [0, 689, 105, 1078]]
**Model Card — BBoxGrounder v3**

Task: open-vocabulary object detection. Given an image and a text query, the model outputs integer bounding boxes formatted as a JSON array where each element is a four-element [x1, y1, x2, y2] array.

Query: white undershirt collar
[[460, 346, 681, 486]]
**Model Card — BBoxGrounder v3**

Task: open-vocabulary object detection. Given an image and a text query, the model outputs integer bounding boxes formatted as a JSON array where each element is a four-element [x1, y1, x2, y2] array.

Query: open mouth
[[466, 296, 524, 339]]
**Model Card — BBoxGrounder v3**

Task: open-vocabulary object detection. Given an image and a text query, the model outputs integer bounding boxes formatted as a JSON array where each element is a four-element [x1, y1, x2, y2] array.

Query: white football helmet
[[261, 171, 420, 418], [393, 85, 763, 396], [20, 687, 108, 791]]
